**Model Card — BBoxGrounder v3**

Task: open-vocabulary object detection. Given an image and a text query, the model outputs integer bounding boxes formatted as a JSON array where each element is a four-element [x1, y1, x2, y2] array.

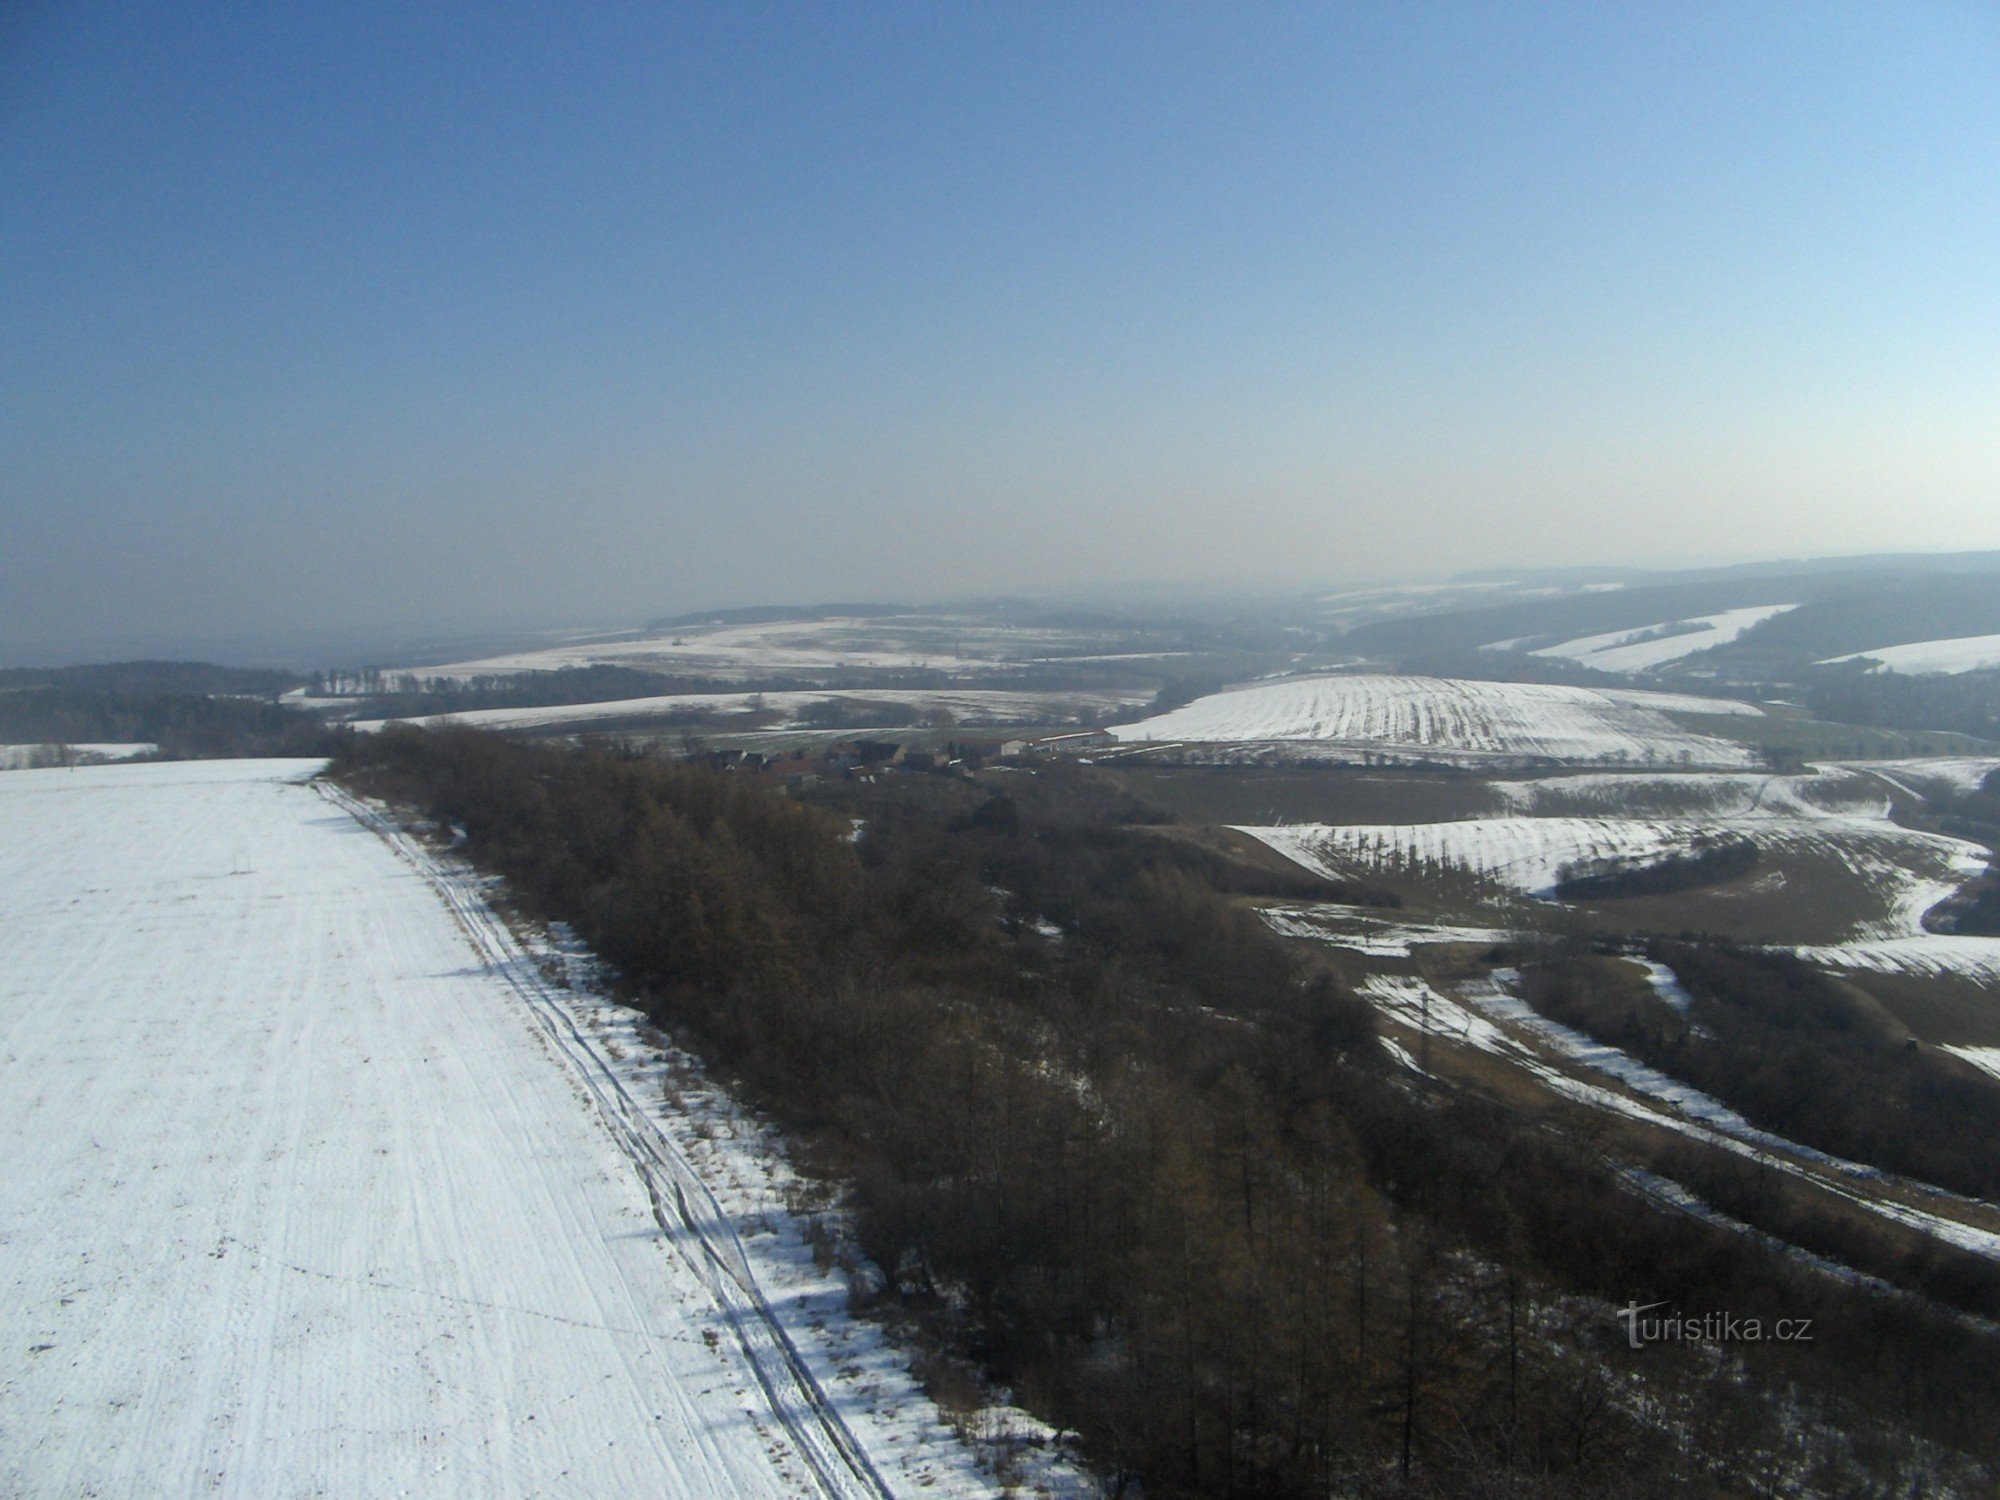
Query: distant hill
[[0, 661, 328, 759], [0, 660, 302, 698], [1348, 555, 2000, 680]]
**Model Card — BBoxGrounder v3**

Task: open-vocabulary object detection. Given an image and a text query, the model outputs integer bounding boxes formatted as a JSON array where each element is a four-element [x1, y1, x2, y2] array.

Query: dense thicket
[[325, 664, 742, 712], [1554, 837, 1758, 901], [1743, 575, 2000, 662], [0, 685, 337, 758], [334, 730, 2000, 1494], [0, 660, 338, 757], [1521, 945, 2000, 1202], [1935, 876, 2000, 937], [0, 660, 300, 698], [1799, 665, 2000, 743], [329, 656, 1186, 717]]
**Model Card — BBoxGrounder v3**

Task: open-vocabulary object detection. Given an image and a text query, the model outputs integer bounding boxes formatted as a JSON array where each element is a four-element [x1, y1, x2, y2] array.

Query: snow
[[1452, 975, 2000, 1261], [1518, 605, 1796, 673], [350, 687, 1148, 734], [1255, 903, 1515, 956], [0, 742, 156, 770], [1295, 935, 2000, 1261], [1376, 1036, 1425, 1074], [0, 760, 1074, 1499], [395, 616, 1110, 682], [1243, 791, 1987, 934], [1357, 976, 1513, 1054], [1466, 978, 1804, 1149], [1942, 1046, 2000, 1084], [1820, 632, 2000, 675], [1244, 817, 1708, 899], [1107, 674, 1764, 767], [1492, 767, 1890, 821], [1249, 786, 2000, 987], [1631, 958, 1694, 1015], [1845, 757, 2000, 796], [1792, 936, 2000, 985]]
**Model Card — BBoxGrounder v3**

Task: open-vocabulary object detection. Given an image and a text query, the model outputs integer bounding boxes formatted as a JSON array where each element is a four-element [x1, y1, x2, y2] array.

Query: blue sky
[[3, 2, 1997, 660]]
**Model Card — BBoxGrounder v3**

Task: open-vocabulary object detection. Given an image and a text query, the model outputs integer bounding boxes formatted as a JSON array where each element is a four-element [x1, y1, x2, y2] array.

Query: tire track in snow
[[317, 781, 894, 1500]]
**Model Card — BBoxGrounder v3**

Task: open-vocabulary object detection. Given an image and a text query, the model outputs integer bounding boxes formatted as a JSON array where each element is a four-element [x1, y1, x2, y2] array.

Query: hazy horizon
[[6, 3, 1998, 665]]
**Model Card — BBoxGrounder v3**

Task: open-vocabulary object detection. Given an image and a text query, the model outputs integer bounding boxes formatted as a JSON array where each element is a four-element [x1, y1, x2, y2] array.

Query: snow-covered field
[[1256, 904, 1516, 956], [1248, 759, 2000, 979], [1945, 1046, 2000, 1084], [1492, 766, 1891, 820], [1108, 674, 1763, 766], [1792, 935, 2000, 986], [1512, 604, 1795, 674], [0, 760, 1058, 1498], [1241, 753, 1996, 965], [1248, 812, 1983, 916], [400, 616, 1122, 682], [351, 686, 1149, 734], [1847, 757, 2000, 797], [1820, 633, 2000, 675], [1247, 817, 1701, 898]]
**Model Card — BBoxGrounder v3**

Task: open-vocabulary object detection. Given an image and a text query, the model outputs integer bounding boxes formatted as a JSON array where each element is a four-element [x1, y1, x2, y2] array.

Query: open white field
[[1246, 816, 1702, 899], [1854, 757, 2000, 796], [403, 615, 1145, 682], [1245, 810, 1982, 916], [1513, 604, 1796, 674], [0, 760, 998, 1499], [1820, 633, 2000, 675], [1244, 759, 2000, 979], [351, 686, 1152, 735], [1109, 674, 1763, 766], [1491, 766, 1893, 820]]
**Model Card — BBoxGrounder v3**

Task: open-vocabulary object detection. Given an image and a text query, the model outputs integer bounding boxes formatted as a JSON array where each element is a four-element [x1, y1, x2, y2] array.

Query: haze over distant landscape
[[19, 10, 2000, 1495], [4, 2, 1998, 664]]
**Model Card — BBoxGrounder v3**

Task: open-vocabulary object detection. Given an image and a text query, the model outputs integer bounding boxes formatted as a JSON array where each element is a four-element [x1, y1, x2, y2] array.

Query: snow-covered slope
[[1245, 808, 1983, 909], [1108, 674, 1761, 766], [1491, 767, 1891, 820], [1246, 817, 1701, 898], [1819, 633, 2000, 675], [1514, 605, 1795, 673], [0, 760, 1027, 1498], [1245, 762, 2000, 979], [402, 616, 1102, 682], [351, 686, 1148, 733], [1851, 757, 2000, 795]]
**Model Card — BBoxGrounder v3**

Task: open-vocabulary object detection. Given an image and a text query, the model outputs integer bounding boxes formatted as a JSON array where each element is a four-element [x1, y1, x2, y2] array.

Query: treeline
[[1800, 664, 2000, 743], [334, 730, 2000, 1494], [1554, 836, 1759, 901], [1934, 874, 2000, 937], [0, 660, 337, 759], [321, 664, 742, 710], [323, 657, 1173, 716], [0, 685, 338, 759], [1742, 574, 2000, 664], [1520, 944, 2000, 1202], [0, 660, 300, 698]]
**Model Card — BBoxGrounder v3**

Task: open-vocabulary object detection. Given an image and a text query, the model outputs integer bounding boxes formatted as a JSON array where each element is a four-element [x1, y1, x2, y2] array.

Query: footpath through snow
[[0, 759, 1071, 1499]]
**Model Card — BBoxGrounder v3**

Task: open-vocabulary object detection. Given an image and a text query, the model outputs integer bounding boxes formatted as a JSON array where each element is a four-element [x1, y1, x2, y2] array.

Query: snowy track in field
[[0, 760, 1021, 1498], [319, 781, 893, 1500]]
